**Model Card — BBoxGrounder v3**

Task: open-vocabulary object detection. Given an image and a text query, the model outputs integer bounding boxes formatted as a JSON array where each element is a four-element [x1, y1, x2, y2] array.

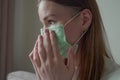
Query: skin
[[29, 1, 92, 80]]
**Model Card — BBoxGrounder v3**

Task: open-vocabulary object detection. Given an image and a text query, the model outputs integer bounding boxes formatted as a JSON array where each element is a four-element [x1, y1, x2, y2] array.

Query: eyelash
[[48, 20, 56, 25]]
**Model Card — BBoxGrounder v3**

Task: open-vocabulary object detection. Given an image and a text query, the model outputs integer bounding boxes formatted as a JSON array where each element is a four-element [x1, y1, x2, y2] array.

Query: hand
[[29, 29, 75, 80]]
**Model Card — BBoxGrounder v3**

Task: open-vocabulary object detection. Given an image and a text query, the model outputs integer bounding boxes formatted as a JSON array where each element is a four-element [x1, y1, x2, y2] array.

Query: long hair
[[38, 0, 109, 80]]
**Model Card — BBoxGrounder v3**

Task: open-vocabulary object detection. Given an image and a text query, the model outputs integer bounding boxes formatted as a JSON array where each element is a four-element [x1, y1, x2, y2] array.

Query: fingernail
[[51, 30, 55, 36], [38, 35, 40, 41], [45, 29, 49, 35], [38, 35, 43, 43]]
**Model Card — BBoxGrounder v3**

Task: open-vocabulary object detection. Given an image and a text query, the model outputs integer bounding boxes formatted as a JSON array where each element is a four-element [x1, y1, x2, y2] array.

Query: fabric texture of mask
[[40, 24, 71, 58], [40, 10, 87, 58]]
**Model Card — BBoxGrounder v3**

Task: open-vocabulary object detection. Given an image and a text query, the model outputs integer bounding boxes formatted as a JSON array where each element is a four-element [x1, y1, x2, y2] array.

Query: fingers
[[50, 30, 60, 59], [44, 29, 54, 62], [37, 30, 55, 66], [29, 51, 41, 80], [38, 35, 46, 64], [33, 41, 41, 68], [29, 30, 75, 80]]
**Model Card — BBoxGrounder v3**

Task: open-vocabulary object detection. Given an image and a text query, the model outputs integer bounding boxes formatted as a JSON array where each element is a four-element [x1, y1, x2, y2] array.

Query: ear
[[80, 9, 92, 31]]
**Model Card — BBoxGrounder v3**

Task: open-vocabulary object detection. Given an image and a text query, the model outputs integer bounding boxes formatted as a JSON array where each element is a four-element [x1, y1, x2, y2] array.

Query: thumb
[[67, 47, 75, 74]]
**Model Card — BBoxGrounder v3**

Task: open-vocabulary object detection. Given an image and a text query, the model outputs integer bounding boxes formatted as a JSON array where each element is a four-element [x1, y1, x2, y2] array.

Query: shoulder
[[101, 57, 120, 80], [7, 71, 36, 80], [105, 68, 120, 80]]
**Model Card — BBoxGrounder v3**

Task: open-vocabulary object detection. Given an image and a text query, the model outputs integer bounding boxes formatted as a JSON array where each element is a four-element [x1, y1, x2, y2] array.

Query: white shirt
[[7, 58, 120, 80], [101, 58, 120, 80]]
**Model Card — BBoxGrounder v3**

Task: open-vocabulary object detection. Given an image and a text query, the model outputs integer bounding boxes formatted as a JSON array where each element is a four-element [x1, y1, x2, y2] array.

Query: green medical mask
[[41, 24, 70, 58], [40, 11, 87, 58]]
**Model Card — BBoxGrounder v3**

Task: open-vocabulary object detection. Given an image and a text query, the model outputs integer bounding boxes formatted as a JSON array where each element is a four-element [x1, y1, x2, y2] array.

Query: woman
[[29, 0, 120, 80]]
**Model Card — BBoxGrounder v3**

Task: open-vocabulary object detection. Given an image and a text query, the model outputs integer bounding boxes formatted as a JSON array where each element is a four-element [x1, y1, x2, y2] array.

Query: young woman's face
[[38, 1, 85, 44]]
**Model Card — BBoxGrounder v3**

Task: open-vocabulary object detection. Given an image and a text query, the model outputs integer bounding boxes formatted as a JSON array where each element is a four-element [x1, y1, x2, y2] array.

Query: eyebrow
[[43, 14, 56, 21]]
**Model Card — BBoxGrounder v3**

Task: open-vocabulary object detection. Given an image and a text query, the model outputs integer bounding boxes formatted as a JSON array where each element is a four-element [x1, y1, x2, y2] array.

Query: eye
[[48, 20, 56, 25]]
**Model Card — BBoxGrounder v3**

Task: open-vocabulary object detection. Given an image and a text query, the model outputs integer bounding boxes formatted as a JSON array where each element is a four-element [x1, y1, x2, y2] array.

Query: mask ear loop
[[63, 9, 89, 53], [63, 10, 82, 47], [64, 9, 83, 38], [72, 27, 89, 54], [64, 10, 82, 30], [65, 11, 89, 45], [64, 9, 88, 46]]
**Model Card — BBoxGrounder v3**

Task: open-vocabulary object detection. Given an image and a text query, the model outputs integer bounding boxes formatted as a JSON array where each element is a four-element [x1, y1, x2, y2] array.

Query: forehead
[[38, 1, 63, 12], [38, 1, 74, 19]]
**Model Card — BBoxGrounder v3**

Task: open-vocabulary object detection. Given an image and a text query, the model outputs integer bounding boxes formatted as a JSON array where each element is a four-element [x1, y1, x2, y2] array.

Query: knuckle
[[42, 53, 46, 59], [28, 54, 32, 58], [40, 67, 46, 74], [54, 57, 58, 64], [46, 60, 53, 69], [28, 53, 33, 59], [33, 57, 38, 62], [38, 48, 42, 54], [46, 44, 52, 52], [41, 68, 45, 74]]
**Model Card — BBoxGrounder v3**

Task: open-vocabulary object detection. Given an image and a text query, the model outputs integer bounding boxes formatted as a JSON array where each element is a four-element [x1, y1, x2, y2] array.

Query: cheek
[[64, 22, 83, 45]]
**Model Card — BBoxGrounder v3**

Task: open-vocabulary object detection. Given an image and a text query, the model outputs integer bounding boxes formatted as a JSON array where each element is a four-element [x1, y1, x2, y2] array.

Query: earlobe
[[81, 9, 92, 30]]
